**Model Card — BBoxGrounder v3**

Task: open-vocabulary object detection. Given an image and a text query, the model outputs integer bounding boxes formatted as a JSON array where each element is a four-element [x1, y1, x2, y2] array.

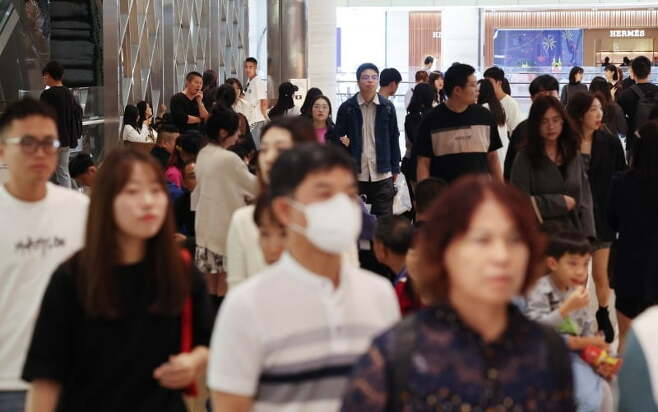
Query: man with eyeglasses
[[333, 62, 401, 216], [0, 98, 88, 412]]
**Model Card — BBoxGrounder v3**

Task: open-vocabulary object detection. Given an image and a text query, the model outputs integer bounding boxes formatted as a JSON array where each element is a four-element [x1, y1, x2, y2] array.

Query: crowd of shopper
[[1, 52, 658, 412]]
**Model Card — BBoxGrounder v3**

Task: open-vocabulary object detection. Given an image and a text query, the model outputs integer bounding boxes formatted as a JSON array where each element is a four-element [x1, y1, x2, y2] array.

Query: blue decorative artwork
[[493, 29, 583, 67]]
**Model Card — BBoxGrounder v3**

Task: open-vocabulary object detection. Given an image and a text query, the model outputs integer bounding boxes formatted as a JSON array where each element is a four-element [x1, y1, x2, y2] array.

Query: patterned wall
[[104, 0, 248, 143]]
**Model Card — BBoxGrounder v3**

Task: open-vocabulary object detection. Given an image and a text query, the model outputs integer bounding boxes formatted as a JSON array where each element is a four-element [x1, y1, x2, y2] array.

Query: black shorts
[[615, 295, 651, 319]]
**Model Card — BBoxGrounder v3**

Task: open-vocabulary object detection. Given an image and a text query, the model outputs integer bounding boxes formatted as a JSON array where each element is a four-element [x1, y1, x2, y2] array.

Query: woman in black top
[[567, 92, 627, 343], [560, 66, 588, 106], [23, 149, 212, 412], [511, 96, 595, 240], [604, 64, 624, 101], [341, 176, 575, 411], [402, 82, 434, 184], [202, 69, 219, 109], [608, 121, 658, 337]]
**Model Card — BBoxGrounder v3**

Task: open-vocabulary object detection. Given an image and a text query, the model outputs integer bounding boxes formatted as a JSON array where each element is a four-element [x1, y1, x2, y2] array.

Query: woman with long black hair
[[478, 78, 508, 168], [604, 64, 624, 101], [402, 82, 434, 185], [137, 101, 158, 142], [567, 91, 627, 343], [588, 76, 627, 137], [202, 69, 219, 109], [428, 71, 446, 106], [22, 149, 212, 412], [268, 82, 300, 119], [122, 104, 154, 143], [510, 95, 595, 239], [299, 87, 323, 118]]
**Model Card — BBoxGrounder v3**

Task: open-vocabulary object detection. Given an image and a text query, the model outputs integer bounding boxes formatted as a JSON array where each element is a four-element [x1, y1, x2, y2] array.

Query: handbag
[[180, 249, 208, 412]]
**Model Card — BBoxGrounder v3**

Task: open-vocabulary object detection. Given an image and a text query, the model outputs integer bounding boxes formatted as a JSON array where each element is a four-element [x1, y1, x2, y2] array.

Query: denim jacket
[[332, 93, 401, 175]]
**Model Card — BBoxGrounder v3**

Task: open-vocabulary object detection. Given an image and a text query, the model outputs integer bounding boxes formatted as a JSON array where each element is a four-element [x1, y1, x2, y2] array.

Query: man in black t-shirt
[[416, 63, 502, 183], [618, 56, 658, 156], [40, 61, 79, 188], [170, 72, 209, 133]]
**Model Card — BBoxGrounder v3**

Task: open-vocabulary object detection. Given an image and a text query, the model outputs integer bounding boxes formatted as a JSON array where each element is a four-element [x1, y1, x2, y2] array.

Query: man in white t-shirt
[[483, 66, 524, 134], [0, 98, 89, 411], [208, 144, 400, 412], [244, 57, 269, 147]]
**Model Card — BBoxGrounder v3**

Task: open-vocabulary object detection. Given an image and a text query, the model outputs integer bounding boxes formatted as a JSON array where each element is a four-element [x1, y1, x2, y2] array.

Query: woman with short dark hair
[[22, 149, 212, 412], [195, 109, 258, 311], [561, 66, 588, 106], [341, 176, 575, 411]]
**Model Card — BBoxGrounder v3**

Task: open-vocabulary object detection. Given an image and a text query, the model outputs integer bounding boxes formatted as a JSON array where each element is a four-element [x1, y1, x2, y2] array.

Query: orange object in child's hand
[[581, 345, 623, 378]]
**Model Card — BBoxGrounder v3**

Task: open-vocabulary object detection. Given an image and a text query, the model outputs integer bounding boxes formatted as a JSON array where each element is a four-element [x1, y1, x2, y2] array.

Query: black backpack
[[630, 85, 658, 133]]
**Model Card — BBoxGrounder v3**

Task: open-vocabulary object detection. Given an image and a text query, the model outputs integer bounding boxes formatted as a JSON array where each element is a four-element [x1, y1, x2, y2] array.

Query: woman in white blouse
[[225, 118, 316, 289], [226, 78, 255, 125], [122, 104, 156, 144]]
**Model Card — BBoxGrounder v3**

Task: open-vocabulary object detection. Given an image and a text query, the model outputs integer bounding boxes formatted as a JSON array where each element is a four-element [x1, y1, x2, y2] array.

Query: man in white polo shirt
[[0, 98, 88, 411], [244, 57, 268, 147], [208, 143, 400, 412]]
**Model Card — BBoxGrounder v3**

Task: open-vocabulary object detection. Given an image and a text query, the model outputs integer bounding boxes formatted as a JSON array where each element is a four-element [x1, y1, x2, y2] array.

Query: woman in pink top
[[310, 95, 334, 144], [165, 131, 202, 187]]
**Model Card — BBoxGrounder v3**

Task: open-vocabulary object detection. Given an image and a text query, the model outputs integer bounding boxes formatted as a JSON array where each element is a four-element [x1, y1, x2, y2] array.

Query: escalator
[[0, 0, 101, 112], [49, 0, 102, 88]]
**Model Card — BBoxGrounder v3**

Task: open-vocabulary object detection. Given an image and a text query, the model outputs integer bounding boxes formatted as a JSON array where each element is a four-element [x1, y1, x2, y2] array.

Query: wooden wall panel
[[485, 9, 658, 66], [409, 12, 441, 72]]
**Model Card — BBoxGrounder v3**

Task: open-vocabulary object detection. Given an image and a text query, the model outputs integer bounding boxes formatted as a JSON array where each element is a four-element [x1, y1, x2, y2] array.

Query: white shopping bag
[[393, 173, 412, 215]]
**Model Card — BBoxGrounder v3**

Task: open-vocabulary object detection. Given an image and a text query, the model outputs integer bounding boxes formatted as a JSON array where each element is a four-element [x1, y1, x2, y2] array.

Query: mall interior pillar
[[440, 7, 481, 70], [267, 0, 307, 94], [307, 0, 336, 106]]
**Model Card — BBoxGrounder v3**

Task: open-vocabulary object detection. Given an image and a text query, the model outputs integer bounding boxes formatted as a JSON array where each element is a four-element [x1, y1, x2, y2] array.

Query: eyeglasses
[[313, 104, 330, 111], [360, 75, 379, 81], [4, 135, 60, 154]]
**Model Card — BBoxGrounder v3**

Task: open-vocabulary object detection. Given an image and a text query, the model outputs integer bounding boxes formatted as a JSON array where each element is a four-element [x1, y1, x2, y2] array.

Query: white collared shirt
[[208, 252, 400, 412], [357, 93, 392, 183], [245, 76, 268, 124]]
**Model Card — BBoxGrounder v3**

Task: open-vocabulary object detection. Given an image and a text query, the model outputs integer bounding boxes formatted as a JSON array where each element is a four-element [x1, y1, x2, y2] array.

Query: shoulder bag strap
[[180, 249, 197, 397]]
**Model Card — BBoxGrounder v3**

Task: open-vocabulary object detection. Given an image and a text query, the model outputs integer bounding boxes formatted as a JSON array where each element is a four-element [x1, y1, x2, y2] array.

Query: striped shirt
[[208, 252, 401, 411]]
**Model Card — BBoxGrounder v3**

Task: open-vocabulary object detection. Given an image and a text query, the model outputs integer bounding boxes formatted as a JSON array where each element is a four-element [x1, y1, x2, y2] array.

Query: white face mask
[[289, 193, 362, 254]]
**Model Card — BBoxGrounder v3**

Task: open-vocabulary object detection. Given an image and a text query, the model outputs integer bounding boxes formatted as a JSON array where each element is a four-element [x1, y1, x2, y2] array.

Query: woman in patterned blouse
[[341, 176, 575, 412]]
